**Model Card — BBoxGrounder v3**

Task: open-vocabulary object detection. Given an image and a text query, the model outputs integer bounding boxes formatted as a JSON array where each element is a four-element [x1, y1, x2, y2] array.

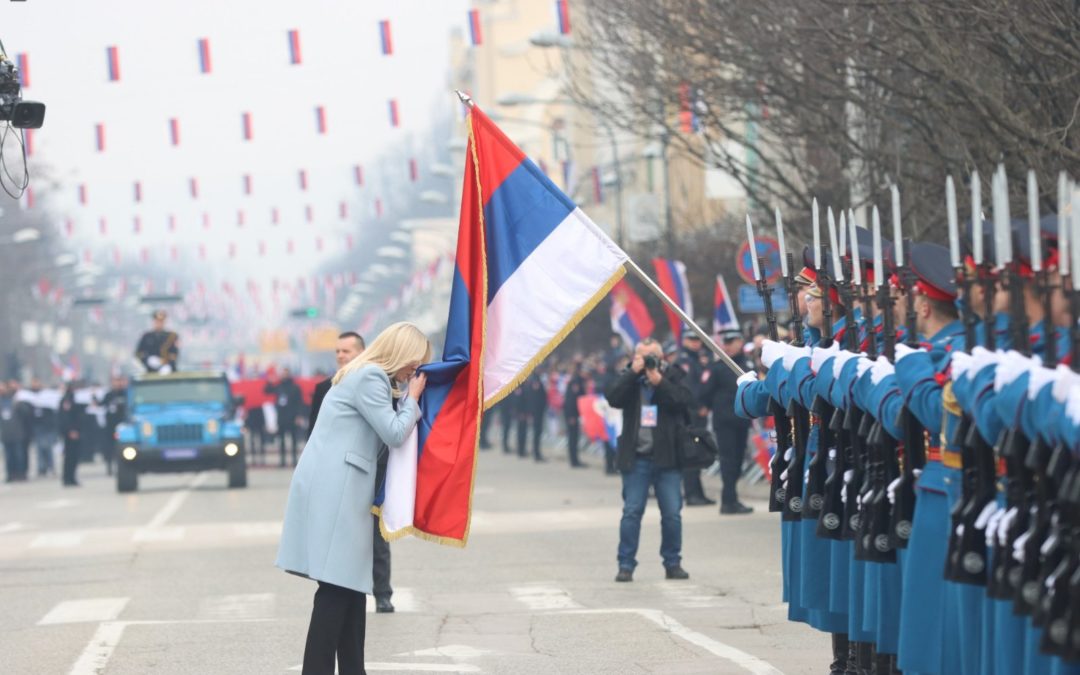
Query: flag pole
[[624, 260, 746, 377]]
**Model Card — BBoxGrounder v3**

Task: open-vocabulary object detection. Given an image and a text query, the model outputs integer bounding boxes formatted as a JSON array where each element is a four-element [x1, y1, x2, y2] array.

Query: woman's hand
[[408, 373, 427, 401]]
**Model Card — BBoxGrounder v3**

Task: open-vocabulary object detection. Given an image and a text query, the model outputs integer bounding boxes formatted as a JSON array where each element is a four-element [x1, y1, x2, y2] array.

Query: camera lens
[[644, 355, 659, 370]]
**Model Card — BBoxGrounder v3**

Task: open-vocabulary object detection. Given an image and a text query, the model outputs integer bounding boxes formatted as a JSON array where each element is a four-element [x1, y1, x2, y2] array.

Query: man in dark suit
[[563, 363, 587, 468], [516, 375, 548, 462], [135, 309, 179, 373], [701, 329, 754, 514], [307, 331, 398, 614], [675, 327, 716, 506], [265, 369, 303, 467]]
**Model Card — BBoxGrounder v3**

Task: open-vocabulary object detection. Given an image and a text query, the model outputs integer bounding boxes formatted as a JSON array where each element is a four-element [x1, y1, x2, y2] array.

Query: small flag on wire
[[315, 235, 324, 251], [78, 184, 87, 205], [388, 99, 400, 127], [339, 201, 347, 219], [170, 245, 178, 261], [409, 158, 418, 181], [16, 53, 28, 87], [555, 0, 571, 34], [679, 82, 692, 134], [168, 118, 180, 146], [271, 207, 280, 224], [133, 181, 142, 203], [354, 165, 364, 186], [468, 10, 482, 46], [24, 187, 33, 209], [228, 242, 237, 258], [64, 218, 74, 237], [99, 217, 108, 235], [198, 243, 207, 259], [299, 169, 308, 191], [237, 209, 245, 227], [258, 240, 267, 256], [202, 212, 210, 229], [374, 198, 383, 217], [24, 129, 33, 156], [140, 247, 149, 263], [189, 177, 199, 199], [286, 239, 295, 254], [305, 205, 313, 222], [315, 106, 327, 134], [287, 29, 301, 65], [345, 234, 354, 250], [651, 257, 694, 341], [591, 166, 603, 204], [95, 123, 105, 152], [197, 38, 211, 74], [713, 273, 740, 334], [242, 174, 252, 195], [378, 20, 393, 55], [168, 214, 177, 232], [106, 46, 120, 81], [241, 112, 253, 140], [133, 216, 142, 234]]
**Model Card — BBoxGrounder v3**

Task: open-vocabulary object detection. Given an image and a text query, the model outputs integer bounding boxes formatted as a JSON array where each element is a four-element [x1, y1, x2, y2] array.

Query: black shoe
[[685, 496, 716, 506], [720, 502, 754, 515], [570, 462, 588, 468], [614, 568, 633, 582], [375, 597, 395, 613], [534, 456, 547, 463], [829, 632, 849, 675], [665, 565, 689, 580]]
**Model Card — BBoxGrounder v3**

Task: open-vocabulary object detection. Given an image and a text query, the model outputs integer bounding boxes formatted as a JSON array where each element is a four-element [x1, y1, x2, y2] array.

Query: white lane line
[[144, 472, 209, 530], [36, 499, 80, 510], [366, 588, 417, 613], [0, 521, 24, 535], [289, 664, 480, 673], [198, 593, 275, 620], [557, 608, 784, 675], [233, 521, 282, 537], [68, 621, 126, 675], [131, 526, 185, 543], [39, 598, 130, 626], [398, 645, 493, 659], [30, 532, 86, 548], [509, 584, 581, 611]]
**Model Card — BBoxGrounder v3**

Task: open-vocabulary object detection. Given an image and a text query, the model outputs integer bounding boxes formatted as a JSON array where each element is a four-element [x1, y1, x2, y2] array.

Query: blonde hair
[[331, 321, 431, 394]]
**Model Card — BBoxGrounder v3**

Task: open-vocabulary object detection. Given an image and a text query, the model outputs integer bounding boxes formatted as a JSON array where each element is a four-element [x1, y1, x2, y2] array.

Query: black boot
[[872, 651, 894, 675], [845, 640, 859, 674], [855, 642, 873, 675], [829, 633, 849, 674]]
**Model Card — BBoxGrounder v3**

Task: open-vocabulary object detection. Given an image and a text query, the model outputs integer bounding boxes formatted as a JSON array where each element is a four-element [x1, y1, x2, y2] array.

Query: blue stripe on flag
[[482, 160, 575, 302], [416, 266, 472, 457]]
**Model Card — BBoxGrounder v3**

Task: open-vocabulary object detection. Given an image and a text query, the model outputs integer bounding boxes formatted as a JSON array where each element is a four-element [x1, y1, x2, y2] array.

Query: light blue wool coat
[[275, 364, 420, 593]]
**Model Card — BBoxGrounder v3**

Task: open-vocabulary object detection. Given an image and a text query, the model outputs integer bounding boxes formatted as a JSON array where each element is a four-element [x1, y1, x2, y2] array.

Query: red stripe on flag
[[168, 214, 177, 232], [202, 212, 210, 229], [469, 110, 527, 207], [305, 205, 313, 222], [95, 123, 105, 152], [374, 198, 383, 217], [16, 53, 28, 88], [409, 158, 418, 181], [242, 112, 253, 140], [354, 165, 364, 186], [133, 216, 141, 234], [468, 9, 483, 45], [189, 177, 199, 199], [299, 169, 308, 191], [556, 0, 571, 34], [315, 106, 326, 134], [99, 217, 107, 236], [287, 29, 301, 64], [271, 207, 280, 224], [379, 20, 393, 55], [242, 174, 252, 195], [168, 118, 180, 146], [78, 184, 87, 205], [339, 201, 347, 219], [315, 236, 323, 251], [106, 46, 120, 81], [64, 218, 74, 238], [388, 99, 399, 127], [133, 181, 142, 203], [237, 209, 245, 227], [197, 38, 212, 74]]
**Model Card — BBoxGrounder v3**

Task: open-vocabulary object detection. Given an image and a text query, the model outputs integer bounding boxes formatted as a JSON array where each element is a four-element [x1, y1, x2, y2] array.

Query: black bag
[[678, 423, 719, 470]]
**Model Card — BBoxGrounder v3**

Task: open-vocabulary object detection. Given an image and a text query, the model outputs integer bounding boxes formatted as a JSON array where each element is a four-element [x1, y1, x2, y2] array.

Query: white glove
[[950, 351, 973, 380], [886, 475, 903, 505], [737, 371, 758, 386], [1027, 366, 1056, 401], [984, 505, 1005, 548], [994, 350, 1028, 393], [833, 350, 864, 372], [913, 467, 922, 479], [158, 365, 173, 375], [1052, 365, 1079, 404], [997, 507, 1019, 547], [975, 500, 1000, 529], [970, 346, 1000, 376], [870, 355, 895, 385], [855, 357, 874, 379], [828, 447, 837, 460], [843, 469, 854, 485], [779, 468, 789, 482], [784, 446, 793, 462], [895, 343, 925, 362], [1013, 530, 1031, 563], [147, 355, 163, 368], [761, 339, 786, 369], [782, 345, 809, 371], [811, 343, 840, 373]]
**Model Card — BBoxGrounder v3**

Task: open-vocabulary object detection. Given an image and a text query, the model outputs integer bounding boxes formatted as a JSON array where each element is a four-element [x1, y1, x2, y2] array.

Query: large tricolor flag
[[713, 273, 739, 334], [378, 101, 627, 546], [651, 258, 693, 341]]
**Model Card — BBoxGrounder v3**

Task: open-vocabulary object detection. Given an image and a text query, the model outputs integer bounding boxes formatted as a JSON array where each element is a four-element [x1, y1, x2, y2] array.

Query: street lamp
[[12, 227, 41, 244], [498, 92, 626, 248], [528, 31, 573, 49]]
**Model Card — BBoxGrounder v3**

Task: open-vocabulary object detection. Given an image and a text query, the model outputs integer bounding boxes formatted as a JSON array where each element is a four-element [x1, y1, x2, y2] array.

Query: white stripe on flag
[[381, 427, 418, 538], [484, 208, 626, 404]]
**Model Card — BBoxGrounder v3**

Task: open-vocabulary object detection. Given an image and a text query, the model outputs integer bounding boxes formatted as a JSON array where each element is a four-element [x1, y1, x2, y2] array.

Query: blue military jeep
[[114, 371, 247, 492]]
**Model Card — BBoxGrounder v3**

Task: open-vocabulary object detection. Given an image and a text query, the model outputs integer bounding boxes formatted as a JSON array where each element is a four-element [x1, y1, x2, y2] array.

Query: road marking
[[144, 472, 209, 530], [233, 521, 282, 537], [29, 532, 86, 548], [509, 584, 581, 611], [36, 498, 79, 510], [653, 581, 727, 609], [68, 621, 126, 675], [0, 521, 24, 535], [399, 645, 493, 659], [39, 598, 130, 626], [198, 593, 275, 620], [557, 608, 784, 675], [131, 526, 186, 543], [289, 664, 480, 673], [367, 587, 418, 613]]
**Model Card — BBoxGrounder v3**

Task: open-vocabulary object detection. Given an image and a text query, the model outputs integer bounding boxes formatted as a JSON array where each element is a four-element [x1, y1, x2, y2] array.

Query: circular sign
[[735, 236, 782, 285]]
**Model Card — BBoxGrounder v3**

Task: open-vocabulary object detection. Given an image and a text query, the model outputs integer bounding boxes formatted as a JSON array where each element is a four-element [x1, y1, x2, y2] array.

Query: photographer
[[604, 337, 692, 583]]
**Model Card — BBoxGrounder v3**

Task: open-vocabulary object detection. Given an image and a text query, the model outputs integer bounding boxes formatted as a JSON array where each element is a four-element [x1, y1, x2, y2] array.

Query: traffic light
[[289, 307, 320, 319]]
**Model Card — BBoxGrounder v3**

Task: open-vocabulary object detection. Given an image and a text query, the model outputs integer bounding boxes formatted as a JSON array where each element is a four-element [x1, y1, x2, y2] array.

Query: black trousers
[[303, 581, 366, 675], [517, 414, 544, 459], [565, 415, 581, 466], [278, 424, 299, 466], [479, 410, 493, 448], [499, 404, 514, 454], [371, 514, 392, 600], [715, 422, 750, 506], [62, 437, 79, 485]]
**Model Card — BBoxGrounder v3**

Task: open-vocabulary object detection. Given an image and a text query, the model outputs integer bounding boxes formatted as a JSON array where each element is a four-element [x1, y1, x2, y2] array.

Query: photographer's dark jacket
[[604, 365, 692, 472]]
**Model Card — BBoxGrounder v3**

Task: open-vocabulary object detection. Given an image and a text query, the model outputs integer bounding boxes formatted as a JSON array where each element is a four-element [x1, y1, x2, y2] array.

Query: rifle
[[782, 252, 811, 521], [758, 209, 791, 513]]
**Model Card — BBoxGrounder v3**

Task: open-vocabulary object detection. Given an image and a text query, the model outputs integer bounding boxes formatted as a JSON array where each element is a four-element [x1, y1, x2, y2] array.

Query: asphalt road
[[0, 442, 829, 674]]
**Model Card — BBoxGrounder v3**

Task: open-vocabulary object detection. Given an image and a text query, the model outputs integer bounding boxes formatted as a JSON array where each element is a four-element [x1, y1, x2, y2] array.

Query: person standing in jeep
[[603, 337, 693, 583]]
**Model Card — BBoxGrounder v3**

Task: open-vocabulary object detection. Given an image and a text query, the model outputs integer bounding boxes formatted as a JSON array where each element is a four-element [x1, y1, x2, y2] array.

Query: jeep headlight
[[206, 419, 219, 435], [141, 421, 153, 437], [122, 447, 138, 461], [224, 443, 239, 457]]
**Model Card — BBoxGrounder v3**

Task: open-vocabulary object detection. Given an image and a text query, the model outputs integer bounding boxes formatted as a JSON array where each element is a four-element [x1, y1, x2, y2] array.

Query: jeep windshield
[[132, 379, 229, 407]]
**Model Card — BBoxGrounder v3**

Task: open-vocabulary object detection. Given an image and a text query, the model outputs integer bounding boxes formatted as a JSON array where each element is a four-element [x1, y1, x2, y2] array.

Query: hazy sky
[[2, 0, 468, 305]]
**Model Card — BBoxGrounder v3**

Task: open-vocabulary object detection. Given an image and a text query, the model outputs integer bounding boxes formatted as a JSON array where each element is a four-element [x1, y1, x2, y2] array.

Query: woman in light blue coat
[[276, 322, 430, 675]]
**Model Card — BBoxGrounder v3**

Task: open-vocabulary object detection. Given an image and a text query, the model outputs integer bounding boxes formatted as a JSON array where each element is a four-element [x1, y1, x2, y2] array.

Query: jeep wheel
[[227, 457, 247, 489], [117, 464, 138, 493]]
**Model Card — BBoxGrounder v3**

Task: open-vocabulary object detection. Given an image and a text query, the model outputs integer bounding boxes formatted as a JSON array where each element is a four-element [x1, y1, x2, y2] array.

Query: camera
[[643, 355, 661, 371], [0, 57, 45, 129]]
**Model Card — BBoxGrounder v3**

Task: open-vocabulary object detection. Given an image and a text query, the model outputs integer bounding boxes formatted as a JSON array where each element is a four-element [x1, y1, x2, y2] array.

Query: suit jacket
[[308, 378, 332, 438], [275, 364, 419, 594], [604, 365, 691, 471]]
